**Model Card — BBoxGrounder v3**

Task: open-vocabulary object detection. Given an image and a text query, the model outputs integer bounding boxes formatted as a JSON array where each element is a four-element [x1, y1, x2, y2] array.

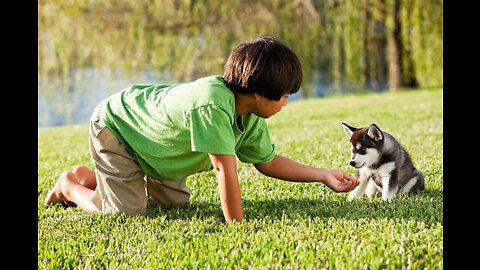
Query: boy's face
[[253, 94, 289, 118]]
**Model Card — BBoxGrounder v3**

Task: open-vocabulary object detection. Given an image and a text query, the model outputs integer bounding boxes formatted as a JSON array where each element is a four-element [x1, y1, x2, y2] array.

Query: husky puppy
[[341, 123, 424, 201]]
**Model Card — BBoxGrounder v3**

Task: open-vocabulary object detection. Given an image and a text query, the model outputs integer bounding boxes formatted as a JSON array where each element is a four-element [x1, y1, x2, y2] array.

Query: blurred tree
[[38, 0, 443, 125], [386, 0, 405, 91]]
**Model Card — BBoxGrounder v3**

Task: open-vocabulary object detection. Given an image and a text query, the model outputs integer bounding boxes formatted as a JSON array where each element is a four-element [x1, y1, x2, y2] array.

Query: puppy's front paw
[[381, 193, 396, 201]]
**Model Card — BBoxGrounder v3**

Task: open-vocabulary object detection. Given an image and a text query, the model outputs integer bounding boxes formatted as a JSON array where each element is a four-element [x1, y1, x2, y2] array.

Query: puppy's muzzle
[[349, 160, 365, 169]]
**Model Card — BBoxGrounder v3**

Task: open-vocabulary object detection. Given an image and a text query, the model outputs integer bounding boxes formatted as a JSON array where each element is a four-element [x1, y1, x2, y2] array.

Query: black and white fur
[[341, 123, 424, 201]]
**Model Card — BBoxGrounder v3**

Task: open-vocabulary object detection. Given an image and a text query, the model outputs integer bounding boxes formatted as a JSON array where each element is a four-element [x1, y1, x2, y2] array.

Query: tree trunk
[[401, 0, 419, 88], [364, 0, 372, 90], [386, 0, 403, 91]]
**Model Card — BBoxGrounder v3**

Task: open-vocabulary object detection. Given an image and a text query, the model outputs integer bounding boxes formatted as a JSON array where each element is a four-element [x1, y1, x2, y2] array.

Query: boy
[[45, 36, 359, 224]]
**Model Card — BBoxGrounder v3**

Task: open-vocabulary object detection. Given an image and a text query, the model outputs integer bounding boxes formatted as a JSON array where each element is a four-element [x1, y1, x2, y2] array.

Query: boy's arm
[[208, 153, 243, 224], [254, 155, 359, 192]]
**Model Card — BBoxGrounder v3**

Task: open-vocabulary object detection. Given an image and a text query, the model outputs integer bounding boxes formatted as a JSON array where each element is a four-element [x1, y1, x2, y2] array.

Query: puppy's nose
[[349, 160, 356, 167]]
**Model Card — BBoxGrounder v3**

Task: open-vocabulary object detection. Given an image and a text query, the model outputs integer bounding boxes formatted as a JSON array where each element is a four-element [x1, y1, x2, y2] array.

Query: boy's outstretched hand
[[321, 169, 359, 192]]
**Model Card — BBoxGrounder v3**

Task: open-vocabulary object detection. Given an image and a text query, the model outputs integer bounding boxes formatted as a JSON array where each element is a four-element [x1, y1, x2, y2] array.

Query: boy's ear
[[367, 123, 383, 142], [341, 123, 356, 138]]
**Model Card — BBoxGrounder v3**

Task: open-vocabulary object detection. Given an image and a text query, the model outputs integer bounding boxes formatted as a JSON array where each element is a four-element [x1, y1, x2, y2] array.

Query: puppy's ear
[[341, 123, 356, 138], [367, 124, 383, 142]]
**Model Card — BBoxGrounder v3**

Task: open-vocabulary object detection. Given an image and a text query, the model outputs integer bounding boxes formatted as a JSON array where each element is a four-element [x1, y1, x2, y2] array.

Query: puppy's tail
[[410, 169, 425, 193]]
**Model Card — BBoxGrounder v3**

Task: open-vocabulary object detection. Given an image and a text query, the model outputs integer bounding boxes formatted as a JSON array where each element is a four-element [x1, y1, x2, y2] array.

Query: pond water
[[38, 68, 331, 129], [38, 68, 169, 128]]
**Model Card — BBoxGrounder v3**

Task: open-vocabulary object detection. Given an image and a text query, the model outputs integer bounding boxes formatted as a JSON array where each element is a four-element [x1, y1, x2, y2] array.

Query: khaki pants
[[88, 100, 190, 216]]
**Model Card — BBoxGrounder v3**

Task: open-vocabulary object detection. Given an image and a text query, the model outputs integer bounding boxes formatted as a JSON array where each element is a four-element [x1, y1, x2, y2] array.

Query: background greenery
[[38, 87, 443, 269], [38, 0, 442, 126]]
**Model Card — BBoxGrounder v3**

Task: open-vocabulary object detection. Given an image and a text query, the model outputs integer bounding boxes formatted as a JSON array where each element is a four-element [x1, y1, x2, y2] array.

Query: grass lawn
[[38, 88, 443, 269]]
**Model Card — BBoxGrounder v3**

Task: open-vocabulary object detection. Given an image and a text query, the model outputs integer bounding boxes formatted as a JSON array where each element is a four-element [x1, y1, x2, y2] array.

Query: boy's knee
[[72, 165, 96, 188], [167, 196, 190, 208], [175, 193, 190, 206], [148, 193, 190, 208]]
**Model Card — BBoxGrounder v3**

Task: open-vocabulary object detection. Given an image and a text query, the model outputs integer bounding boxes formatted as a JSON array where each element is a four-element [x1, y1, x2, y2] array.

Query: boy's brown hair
[[223, 36, 303, 101]]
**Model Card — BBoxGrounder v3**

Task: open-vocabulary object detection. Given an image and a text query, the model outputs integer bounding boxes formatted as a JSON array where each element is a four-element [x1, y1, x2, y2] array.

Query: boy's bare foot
[[72, 165, 97, 190], [44, 171, 78, 206]]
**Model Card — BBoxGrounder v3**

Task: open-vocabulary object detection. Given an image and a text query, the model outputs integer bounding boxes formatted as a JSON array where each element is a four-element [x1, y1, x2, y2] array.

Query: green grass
[[38, 88, 443, 269]]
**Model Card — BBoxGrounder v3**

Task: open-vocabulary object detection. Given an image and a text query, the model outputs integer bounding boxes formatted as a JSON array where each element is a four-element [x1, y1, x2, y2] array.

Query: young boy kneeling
[[45, 36, 359, 224]]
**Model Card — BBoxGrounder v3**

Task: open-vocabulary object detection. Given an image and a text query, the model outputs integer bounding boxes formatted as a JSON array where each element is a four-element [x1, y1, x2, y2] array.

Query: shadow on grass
[[145, 189, 442, 226]]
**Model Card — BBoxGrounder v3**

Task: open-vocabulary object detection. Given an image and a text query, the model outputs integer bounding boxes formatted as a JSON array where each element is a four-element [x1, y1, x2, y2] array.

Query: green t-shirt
[[102, 75, 275, 181]]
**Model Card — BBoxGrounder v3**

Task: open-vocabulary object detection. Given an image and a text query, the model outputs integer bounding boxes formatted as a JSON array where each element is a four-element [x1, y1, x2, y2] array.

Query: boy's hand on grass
[[321, 169, 359, 192]]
